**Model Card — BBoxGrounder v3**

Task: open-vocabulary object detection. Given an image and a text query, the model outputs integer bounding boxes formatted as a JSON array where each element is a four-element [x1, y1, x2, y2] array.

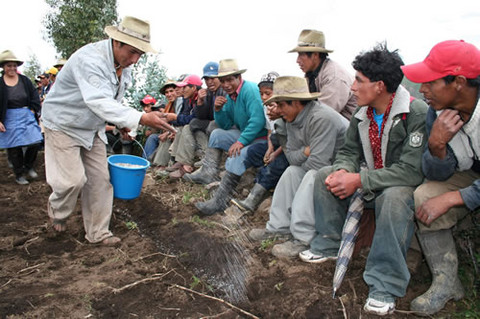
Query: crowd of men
[[15, 15, 480, 317]]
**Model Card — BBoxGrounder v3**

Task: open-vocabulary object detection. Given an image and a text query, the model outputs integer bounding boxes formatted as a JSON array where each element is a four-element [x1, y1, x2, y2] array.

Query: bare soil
[[0, 150, 477, 318]]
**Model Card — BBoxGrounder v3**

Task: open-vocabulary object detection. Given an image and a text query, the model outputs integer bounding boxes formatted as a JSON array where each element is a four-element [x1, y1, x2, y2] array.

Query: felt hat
[[0, 50, 23, 67], [217, 59, 246, 78], [265, 76, 321, 104], [54, 58, 67, 68], [160, 79, 177, 95], [104, 16, 157, 53], [289, 29, 333, 53]]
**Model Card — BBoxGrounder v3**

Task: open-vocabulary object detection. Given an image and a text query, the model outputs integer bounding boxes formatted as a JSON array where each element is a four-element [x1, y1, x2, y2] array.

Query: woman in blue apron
[[0, 50, 43, 185]]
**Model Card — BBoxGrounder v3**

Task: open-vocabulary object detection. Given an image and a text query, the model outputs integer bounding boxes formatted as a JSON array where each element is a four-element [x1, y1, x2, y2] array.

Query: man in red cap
[[163, 74, 202, 176], [402, 40, 480, 316]]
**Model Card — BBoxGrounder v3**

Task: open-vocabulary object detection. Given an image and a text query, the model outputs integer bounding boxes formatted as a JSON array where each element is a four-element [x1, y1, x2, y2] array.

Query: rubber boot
[[195, 172, 241, 216], [183, 147, 222, 185], [231, 183, 268, 213], [410, 229, 465, 316]]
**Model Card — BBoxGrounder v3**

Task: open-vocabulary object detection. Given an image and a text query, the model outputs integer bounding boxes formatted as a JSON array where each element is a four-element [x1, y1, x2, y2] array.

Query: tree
[[43, 0, 118, 59], [23, 54, 43, 84], [125, 53, 169, 111]]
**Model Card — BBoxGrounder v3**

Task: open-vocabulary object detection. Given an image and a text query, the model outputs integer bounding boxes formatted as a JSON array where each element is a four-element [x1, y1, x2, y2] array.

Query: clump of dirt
[[0, 150, 478, 318]]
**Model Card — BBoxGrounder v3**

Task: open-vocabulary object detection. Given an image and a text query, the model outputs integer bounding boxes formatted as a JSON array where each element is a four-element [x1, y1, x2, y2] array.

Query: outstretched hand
[[140, 111, 176, 134]]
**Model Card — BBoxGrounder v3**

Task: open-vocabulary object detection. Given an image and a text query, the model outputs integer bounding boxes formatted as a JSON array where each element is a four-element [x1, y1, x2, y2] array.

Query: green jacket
[[332, 85, 428, 200]]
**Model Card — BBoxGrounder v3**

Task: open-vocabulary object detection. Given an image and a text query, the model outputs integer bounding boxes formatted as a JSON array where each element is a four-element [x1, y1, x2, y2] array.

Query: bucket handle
[[110, 137, 148, 159]]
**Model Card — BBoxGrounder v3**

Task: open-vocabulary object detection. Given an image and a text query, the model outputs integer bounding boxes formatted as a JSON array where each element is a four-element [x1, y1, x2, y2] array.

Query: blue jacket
[[214, 80, 267, 145], [422, 106, 480, 211]]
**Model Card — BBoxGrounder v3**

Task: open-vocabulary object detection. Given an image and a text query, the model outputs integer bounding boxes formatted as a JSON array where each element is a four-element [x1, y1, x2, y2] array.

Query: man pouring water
[[41, 16, 174, 245]]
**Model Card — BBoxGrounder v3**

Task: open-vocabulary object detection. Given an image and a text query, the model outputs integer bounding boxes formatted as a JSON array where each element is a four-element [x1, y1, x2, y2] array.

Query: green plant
[[274, 282, 284, 291], [190, 215, 213, 228], [260, 237, 276, 251], [171, 217, 178, 225], [190, 275, 201, 289], [124, 221, 138, 230]]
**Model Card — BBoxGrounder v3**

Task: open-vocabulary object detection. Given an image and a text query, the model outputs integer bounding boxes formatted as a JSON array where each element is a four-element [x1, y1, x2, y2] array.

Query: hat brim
[[105, 26, 158, 54], [160, 83, 177, 94], [265, 92, 321, 104], [0, 59, 23, 67], [288, 46, 333, 53], [401, 62, 445, 83], [202, 73, 217, 79], [217, 69, 247, 78]]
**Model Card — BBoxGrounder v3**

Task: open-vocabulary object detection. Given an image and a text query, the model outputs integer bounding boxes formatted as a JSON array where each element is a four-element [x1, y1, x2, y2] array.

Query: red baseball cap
[[141, 94, 156, 105], [401, 40, 480, 83], [176, 74, 202, 87]]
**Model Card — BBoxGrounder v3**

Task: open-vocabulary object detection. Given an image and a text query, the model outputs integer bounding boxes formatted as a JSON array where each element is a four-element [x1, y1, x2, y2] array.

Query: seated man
[[248, 76, 348, 257], [150, 80, 179, 169], [401, 40, 480, 316], [183, 59, 267, 216], [300, 44, 428, 316], [167, 62, 226, 178], [164, 74, 202, 177], [231, 71, 289, 213]]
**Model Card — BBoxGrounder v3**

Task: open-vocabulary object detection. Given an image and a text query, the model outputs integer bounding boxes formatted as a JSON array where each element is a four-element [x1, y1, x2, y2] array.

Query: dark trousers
[[7, 145, 39, 177], [245, 139, 289, 190]]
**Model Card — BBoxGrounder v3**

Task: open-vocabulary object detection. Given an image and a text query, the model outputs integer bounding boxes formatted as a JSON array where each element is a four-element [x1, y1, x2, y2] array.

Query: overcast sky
[[3, 0, 480, 84]]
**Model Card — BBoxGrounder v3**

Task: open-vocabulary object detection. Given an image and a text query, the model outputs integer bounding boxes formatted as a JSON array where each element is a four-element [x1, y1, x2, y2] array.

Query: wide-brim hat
[[288, 29, 333, 53], [265, 76, 321, 104], [0, 50, 24, 67], [104, 16, 157, 53], [54, 58, 67, 68], [160, 79, 177, 95], [217, 59, 247, 78]]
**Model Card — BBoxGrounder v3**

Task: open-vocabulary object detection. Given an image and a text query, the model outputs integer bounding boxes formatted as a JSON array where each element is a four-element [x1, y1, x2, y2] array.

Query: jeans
[[143, 133, 159, 160], [208, 128, 266, 176], [244, 142, 289, 190], [309, 166, 415, 302]]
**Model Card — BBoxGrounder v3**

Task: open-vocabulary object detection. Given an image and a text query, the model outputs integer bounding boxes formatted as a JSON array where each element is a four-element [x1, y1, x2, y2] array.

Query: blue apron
[[0, 108, 43, 148]]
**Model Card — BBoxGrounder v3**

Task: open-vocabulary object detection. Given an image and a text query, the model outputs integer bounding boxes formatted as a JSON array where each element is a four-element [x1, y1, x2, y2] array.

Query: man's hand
[[118, 127, 132, 140], [197, 89, 207, 106], [266, 102, 281, 121], [228, 141, 244, 157], [0, 122, 5, 132], [303, 146, 311, 157], [325, 169, 361, 199], [140, 112, 176, 134], [416, 191, 463, 226], [428, 109, 464, 159], [158, 131, 169, 142], [215, 96, 227, 112]]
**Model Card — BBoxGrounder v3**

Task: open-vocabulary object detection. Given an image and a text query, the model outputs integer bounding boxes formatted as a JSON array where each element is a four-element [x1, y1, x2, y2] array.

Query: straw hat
[[217, 59, 247, 78], [0, 50, 24, 67], [289, 29, 333, 53], [160, 79, 177, 95], [54, 58, 67, 68], [104, 16, 157, 53], [265, 76, 321, 104]]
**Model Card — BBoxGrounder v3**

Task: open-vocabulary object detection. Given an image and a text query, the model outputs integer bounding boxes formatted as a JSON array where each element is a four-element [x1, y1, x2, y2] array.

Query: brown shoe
[[169, 167, 186, 179], [166, 162, 183, 172]]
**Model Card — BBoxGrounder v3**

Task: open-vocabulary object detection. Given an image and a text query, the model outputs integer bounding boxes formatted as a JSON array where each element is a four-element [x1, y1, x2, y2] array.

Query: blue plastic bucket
[[108, 154, 150, 200]]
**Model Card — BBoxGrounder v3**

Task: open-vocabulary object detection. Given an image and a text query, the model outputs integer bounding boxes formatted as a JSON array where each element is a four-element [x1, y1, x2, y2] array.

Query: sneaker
[[15, 176, 29, 185], [27, 168, 38, 179], [298, 249, 337, 263], [363, 298, 395, 316], [248, 228, 292, 242], [272, 240, 308, 258]]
